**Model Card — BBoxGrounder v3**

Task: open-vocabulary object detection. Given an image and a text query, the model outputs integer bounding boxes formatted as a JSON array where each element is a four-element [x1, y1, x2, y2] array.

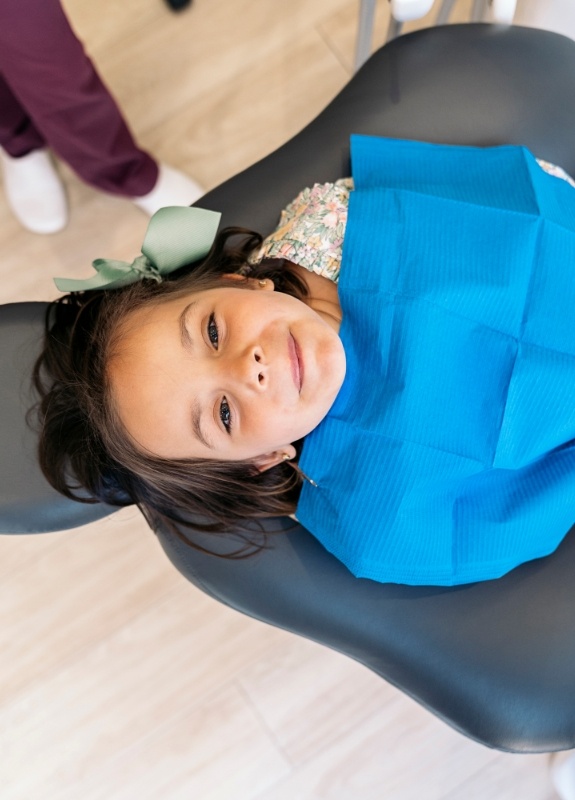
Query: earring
[[258, 279, 267, 288], [282, 453, 317, 487]]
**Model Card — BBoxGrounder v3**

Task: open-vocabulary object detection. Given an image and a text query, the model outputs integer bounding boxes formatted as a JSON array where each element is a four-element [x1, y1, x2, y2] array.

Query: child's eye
[[207, 313, 219, 349], [220, 397, 232, 433]]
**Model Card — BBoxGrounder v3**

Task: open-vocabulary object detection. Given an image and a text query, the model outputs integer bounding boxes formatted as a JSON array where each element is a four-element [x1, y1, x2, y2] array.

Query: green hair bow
[[53, 205, 222, 292]]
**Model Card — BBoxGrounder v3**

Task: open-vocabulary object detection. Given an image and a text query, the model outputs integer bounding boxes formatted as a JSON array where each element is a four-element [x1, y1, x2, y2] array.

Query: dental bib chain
[[282, 453, 318, 487]]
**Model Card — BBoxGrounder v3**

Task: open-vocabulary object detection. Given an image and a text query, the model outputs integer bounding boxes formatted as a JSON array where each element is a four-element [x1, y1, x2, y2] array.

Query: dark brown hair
[[33, 228, 309, 555]]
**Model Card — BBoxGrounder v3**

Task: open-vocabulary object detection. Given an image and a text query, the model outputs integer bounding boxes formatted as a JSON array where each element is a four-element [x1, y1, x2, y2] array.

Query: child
[[34, 136, 575, 586]]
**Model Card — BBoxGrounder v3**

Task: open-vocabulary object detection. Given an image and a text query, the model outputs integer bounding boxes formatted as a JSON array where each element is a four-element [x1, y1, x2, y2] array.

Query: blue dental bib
[[296, 135, 575, 586]]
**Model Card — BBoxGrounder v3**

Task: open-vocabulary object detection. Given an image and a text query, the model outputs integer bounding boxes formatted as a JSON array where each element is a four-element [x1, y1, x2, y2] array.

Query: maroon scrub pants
[[0, 0, 158, 196]]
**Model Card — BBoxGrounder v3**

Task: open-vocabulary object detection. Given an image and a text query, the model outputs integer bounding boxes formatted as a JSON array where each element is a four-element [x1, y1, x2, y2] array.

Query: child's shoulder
[[250, 178, 353, 283]]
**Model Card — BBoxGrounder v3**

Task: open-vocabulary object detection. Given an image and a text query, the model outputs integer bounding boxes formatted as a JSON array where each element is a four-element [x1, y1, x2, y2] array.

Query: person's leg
[[0, 72, 68, 233], [0, 0, 203, 225], [0, 0, 158, 197], [0, 74, 46, 157]]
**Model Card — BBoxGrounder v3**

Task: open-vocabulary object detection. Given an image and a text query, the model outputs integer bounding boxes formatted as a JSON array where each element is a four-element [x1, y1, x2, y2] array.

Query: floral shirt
[[250, 178, 352, 283], [251, 162, 575, 284]]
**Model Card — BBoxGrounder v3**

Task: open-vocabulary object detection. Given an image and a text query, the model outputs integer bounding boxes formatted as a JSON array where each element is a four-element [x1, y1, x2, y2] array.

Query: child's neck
[[292, 263, 342, 334]]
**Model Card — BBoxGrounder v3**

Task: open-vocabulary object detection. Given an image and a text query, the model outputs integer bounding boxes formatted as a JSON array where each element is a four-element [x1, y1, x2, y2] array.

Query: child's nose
[[228, 346, 267, 391]]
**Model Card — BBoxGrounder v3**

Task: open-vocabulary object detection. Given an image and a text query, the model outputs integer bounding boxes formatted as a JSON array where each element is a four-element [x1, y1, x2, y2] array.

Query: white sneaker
[[133, 163, 204, 215], [0, 148, 68, 234], [551, 751, 575, 800]]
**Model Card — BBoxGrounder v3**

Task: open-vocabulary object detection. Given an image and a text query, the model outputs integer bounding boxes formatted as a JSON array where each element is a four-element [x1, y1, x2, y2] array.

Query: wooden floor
[[0, 1, 572, 798]]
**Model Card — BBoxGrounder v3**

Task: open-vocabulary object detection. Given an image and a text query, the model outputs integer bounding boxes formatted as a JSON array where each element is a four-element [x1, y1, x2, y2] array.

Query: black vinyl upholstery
[[0, 302, 115, 532], [3, 24, 575, 753]]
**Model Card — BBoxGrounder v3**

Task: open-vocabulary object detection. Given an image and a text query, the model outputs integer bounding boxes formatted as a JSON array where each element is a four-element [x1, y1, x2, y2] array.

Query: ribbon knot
[[54, 205, 222, 293], [127, 254, 162, 282]]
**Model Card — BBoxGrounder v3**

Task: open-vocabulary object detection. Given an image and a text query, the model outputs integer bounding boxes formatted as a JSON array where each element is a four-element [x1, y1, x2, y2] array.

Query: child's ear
[[254, 445, 297, 473], [222, 273, 274, 291]]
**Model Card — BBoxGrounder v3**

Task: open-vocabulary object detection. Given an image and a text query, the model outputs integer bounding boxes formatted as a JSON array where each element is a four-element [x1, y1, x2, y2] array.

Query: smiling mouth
[[288, 333, 303, 393]]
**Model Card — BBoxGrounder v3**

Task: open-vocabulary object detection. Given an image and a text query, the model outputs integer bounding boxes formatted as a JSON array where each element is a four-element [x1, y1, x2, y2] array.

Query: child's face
[[108, 279, 346, 469]]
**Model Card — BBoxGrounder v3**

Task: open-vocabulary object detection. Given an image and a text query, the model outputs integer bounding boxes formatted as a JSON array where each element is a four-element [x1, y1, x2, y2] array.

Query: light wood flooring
[[0, 1, 572, 797]]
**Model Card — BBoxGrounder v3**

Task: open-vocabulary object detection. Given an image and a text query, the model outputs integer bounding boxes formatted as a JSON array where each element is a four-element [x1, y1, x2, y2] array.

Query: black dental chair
[[3, 24, 575, 754]]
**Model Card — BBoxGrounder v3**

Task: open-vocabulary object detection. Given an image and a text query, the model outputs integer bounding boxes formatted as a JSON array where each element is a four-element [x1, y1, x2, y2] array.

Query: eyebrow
[[178, 301, 215, 451], [179, 301, 197, 349], [191, 401, 215, 451]]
